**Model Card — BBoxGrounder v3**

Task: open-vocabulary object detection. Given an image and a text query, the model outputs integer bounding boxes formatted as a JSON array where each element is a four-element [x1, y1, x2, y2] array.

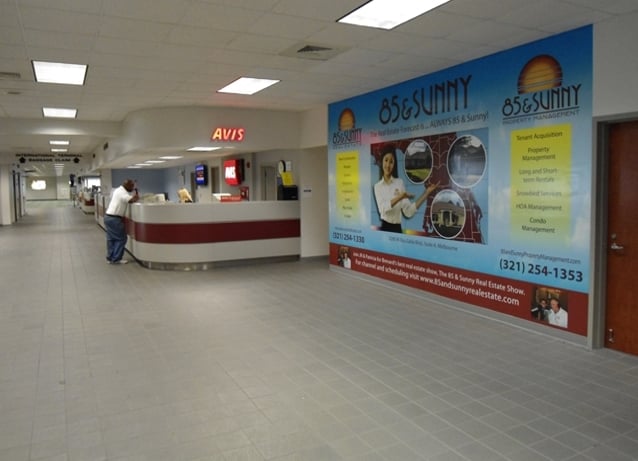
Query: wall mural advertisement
[[328, 26, 592, 336]]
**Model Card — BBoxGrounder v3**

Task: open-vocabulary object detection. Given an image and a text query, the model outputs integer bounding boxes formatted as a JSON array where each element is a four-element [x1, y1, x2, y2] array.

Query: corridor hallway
[[0, 202, 637, 461]]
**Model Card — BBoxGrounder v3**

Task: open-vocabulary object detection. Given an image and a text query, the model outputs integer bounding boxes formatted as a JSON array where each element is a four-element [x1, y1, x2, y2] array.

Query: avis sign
[[211, 127, 245, 142]]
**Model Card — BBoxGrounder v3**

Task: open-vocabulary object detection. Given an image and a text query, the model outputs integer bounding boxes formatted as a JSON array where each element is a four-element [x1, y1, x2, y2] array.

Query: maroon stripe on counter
[[131, 219, 300, 244]]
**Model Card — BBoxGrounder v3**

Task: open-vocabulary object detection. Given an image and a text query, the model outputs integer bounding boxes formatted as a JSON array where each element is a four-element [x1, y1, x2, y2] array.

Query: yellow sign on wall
[[510, 124, 571, 244], [336, 151, 360, 220]]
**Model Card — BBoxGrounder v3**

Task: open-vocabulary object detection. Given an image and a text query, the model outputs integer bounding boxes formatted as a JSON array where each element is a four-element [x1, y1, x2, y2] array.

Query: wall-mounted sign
[[211, 127, 245, 142], [223, 159, 244, 185], [328, 26, 593, 337], [195, 164, 208, 186], [15, 153, 83, 163]]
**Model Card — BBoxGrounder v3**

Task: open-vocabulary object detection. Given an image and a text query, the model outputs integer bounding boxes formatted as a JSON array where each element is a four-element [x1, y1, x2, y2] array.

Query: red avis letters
[[211, 127, 245, 142]]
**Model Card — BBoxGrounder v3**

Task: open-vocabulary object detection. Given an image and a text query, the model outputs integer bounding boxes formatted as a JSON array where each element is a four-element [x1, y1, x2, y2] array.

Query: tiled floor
[[1, 201, 637, 461]]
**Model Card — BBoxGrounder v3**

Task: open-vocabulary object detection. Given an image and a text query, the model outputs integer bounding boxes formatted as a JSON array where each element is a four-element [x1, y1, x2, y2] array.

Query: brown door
[[605, 120, 638, 355]]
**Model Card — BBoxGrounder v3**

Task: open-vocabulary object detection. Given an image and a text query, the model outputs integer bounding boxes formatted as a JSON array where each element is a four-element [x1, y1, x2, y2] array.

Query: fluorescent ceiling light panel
[[33, 60, 87, 85], [338, 0, 451, 29], [42, 107, 77, 118], [218, 77, 279, 95], [187, 147, 221, 152], [49, 140, 70, 146], [51, 148, 68, 153], [159, 156, 183, 160], [144, 160, 166, 164]]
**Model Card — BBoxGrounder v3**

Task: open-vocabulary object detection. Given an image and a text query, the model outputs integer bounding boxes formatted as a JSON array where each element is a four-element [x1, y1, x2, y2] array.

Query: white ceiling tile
[[17, 0, 103, 15], [180, 3, 264, 29], [0, 27, 24, 46], [272, 0, 363, 21], [102, 0, 189, 23], [166, 25, 239, 47], [23, 47, 92, 64], [446, 20, 536, 48], [382, 53, 458, 76], [0, 44, 27, 60], [563, 0, 638, 15], [198, 0, 282, 11], [23, 29, 95, 52], [329, 48, 396, 67], [0, 4, 20, 27], [448, 44, 501, 63], [539, 11, 611, 34], [226, 34, 296, 55], [93, 36, 159, 57], [19, 7, 102, 34], [399, 10, 482, 38], [98, 17, 173, 42], [363, 31, 433, 54], [0, 0, 629, 172], [250, 13, 328, 40], [494, 0, 595, 27], [441, 0, 527, 20]]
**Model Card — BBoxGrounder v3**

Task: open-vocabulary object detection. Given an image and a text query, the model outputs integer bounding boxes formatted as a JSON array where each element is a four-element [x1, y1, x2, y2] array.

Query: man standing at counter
[[104, 179, 139, 264]]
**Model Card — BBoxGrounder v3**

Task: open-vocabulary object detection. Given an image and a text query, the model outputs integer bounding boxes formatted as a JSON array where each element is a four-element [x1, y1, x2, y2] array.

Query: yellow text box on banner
[[335, 151, 360, 221], [510, 124, 571, 244]]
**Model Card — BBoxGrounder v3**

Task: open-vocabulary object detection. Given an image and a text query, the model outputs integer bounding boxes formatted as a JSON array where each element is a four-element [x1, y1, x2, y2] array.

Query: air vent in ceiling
[[0, 71, 21, 80], [280, 43, 348, 61]]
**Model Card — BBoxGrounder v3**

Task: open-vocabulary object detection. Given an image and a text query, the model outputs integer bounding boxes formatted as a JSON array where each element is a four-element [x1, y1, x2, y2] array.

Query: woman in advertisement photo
[[374, 146, 438, 233]]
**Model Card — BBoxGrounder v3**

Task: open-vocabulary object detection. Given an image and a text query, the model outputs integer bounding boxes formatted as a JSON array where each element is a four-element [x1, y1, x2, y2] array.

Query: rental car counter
[[96, 198, 300, 270]]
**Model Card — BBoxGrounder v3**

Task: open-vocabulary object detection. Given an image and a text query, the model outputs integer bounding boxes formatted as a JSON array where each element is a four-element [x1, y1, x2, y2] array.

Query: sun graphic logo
[[338, 108, 355, 131], [332, 108, 362, 147], [517, 55, 563, 94], [502, 54, 582, 120]]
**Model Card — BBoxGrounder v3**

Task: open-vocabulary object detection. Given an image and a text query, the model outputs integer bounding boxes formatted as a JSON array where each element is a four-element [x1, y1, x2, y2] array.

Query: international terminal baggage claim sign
[[328, 26, 592, 335]]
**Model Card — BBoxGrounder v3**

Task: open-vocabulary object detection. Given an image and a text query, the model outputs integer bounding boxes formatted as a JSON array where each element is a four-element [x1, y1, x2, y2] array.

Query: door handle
[[610, 233, 624, 251], [610, 242, 624, 251]]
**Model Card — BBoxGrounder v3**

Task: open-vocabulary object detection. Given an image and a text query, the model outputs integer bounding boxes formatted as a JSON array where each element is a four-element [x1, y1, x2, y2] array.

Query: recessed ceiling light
[[218, 77, 280, 95], [42, 107, 77, 119], [49, 140, 70, 146], [187, 146, 221, 152], [338, 0, 451, 30], [127, 166, 144, 169], [51, 148, 68, 153], [134, 163, 149, 167], [159, 155, 183, 160], [32, 60, 87, 85], [144, 160, 166, 164]]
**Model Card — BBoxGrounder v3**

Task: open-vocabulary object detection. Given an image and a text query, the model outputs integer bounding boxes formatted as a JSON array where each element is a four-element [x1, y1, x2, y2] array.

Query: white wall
[[0, 166, 12, 225], [300, 106, 328, 149], [56, 179, 70, 200], [24, 176, 58, 200], [593, 12, 638, 118], [299, 146, 329, 258], [252, 150, 289, 201]]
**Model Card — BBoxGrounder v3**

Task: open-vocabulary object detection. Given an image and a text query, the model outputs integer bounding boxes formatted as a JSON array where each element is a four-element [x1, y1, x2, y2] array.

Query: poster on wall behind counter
[[328, 26, 592, 336]]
